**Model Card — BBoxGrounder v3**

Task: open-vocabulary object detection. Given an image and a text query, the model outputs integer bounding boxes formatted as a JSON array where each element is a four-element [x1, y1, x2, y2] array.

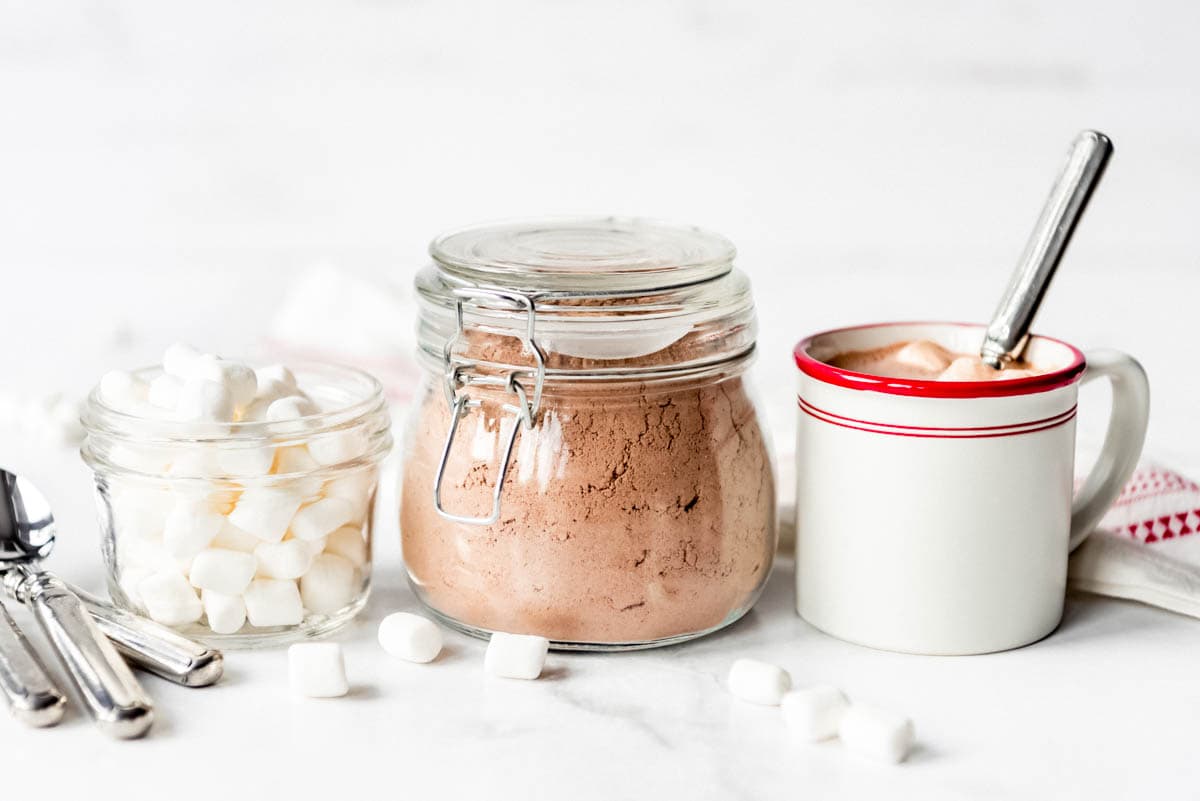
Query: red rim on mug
[[793, 321, 1087, 399]]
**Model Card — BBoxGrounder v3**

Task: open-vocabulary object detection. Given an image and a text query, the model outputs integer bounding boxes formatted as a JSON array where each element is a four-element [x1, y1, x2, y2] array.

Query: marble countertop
[[3, 0, 1200, 797]]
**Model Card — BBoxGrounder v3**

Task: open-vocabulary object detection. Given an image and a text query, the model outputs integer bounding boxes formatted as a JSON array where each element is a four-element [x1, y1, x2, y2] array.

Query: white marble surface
[[3, 0, 1200, 798]]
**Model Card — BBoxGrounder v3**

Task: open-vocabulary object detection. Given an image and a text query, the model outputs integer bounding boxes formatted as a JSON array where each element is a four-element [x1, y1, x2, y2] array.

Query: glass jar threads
[[400, 217, 776, 650], [81, 358, 392, 648]]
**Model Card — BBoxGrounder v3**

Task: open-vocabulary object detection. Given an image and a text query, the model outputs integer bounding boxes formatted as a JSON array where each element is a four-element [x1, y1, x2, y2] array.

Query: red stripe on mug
[[797, 397, 1078, 433], [797, 397, 1078, 439]]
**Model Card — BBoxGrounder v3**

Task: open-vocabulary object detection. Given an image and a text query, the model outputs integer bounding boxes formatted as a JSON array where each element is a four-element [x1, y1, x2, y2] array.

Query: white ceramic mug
[[793, 322, 1150, 655]]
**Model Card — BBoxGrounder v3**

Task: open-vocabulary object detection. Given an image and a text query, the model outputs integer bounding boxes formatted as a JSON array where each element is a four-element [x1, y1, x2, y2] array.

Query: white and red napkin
[[1069, 463, 1200, 618]]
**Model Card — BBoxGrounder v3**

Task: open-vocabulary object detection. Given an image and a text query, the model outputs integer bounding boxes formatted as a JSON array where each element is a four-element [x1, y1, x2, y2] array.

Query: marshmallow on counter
[[325, 525, 367, 567], [255, 538, 317, 580], [188, 548, 257, 595], [289, 643, 349, 698], [782, 684, 849, 742], [202, 590, 246, 635], [378, 612, 443, 663], [299, 554, 359, 614], [728, 658, 792, 706], [291, 497, 356, 542], [485, 632, 550, 680], [227, 487, 305, 544], [838, 704, 915, 764], [162, 499, 222, 560], [243, 578, 305, 627], [138, 571, 203, 626]]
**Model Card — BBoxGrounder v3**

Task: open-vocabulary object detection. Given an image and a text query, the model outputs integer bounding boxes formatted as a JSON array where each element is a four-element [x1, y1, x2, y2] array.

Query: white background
[[1, 1, 1199, 799]]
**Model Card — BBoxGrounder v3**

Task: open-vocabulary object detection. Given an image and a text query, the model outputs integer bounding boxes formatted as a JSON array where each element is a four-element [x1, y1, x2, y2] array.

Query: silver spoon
[[981, 130, 1114, 368], [0, 469, 153, 738], [0, 598, 66, 727]]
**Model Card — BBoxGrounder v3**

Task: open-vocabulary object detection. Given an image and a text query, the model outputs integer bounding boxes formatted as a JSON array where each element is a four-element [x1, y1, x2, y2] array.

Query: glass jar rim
[[81, 362, 388, 446], [429, 215, 736, 293]]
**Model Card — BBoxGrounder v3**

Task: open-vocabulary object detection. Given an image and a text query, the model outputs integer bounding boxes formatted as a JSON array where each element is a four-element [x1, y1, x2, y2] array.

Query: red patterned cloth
[[1070, 463, 1200, 618]]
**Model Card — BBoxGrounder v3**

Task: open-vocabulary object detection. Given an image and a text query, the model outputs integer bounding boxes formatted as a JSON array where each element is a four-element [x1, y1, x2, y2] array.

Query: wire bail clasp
[[432, 288, 546, 525]]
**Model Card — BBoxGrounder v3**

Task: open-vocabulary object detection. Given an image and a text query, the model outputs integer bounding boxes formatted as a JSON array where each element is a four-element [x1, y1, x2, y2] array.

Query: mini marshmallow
[[162, 499, 222, 560], [266, 395, 319, 422], [165, 445, 221, 478], [162, 342, 203, 379], [192, 355, 257, 411], [484, 632, 549, 680], [938, 356, 993, 382], [895, 340, 953, 373], [147, 373, 182, 410], [254, 364, 297, 399], [728, 658, 792, 705], [227, 487, 305, 543], [838, 704, 915, 764], [215, 445, 275, 477], [324, 525, 367, 567], [308, 429, 364, 466], [138, 571, 203, 626], [782, 684, 850, 742], [108, 443, 173, 475], [322, 471, 375, 523], [176, 377, 235, 423], [299, 553, 358, 614], [188, 548, 257, 595], [273, 445, 319, 476], [202, 590, 246, 634], [255, 538, 316, 580], [118, 566, 154, 608], [210, 519, 261, 552], [99, 370, 148, 410], [109, 483, 174, 540], [378, 612, 443, 663], [118, 536, 181, 574], [288, 642, 348, 698], [243, 578, 305, 627], [291, 497, 356, 542]]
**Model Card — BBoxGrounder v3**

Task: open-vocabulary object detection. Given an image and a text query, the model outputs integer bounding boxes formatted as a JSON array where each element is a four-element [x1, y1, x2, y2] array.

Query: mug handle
[[1068, 349, 1150, 551]]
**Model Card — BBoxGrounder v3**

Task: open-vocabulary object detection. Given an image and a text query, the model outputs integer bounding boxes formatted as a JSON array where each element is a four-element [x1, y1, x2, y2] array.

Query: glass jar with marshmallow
[[80, 345, 392, 647]]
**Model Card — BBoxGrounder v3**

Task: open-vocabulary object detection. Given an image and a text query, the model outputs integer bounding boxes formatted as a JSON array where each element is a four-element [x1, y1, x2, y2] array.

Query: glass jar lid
[[430, 216, 736, 293], [416, 217, 758, 376]]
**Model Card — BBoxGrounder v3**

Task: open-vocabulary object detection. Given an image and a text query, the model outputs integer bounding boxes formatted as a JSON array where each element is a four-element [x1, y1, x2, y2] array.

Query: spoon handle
[[23, 570, 154, 739], [73, 586, 223, 687], [0, 600, 66, 727], [981, 130, 1114, 367]]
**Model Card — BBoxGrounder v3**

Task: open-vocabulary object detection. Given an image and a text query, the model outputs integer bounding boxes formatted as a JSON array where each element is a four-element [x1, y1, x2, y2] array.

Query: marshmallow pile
[[96, 344, 376, 636], [727, 658, 915, 764]]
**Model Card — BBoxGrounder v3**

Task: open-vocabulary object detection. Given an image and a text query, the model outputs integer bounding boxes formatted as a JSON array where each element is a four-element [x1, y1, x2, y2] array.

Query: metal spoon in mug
[[0, 469, 154, 738], [981, 130, 1114, 369]]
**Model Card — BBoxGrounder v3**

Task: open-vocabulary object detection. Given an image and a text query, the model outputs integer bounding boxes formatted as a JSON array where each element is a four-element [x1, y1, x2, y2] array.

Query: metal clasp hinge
[[433, 289, 546, 526]]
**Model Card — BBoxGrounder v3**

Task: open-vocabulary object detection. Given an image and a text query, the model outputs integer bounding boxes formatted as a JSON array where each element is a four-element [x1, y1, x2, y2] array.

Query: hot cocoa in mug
[[793, 322, 1149, 655]]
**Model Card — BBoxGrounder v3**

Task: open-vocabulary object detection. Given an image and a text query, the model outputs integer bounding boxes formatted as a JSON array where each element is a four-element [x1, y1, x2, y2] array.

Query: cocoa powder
[[399, 343, 775, 644]]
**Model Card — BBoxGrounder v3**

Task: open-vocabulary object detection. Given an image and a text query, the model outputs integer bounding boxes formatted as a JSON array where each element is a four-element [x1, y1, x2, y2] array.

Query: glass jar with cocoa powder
[[400, 217, 775, 650]]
